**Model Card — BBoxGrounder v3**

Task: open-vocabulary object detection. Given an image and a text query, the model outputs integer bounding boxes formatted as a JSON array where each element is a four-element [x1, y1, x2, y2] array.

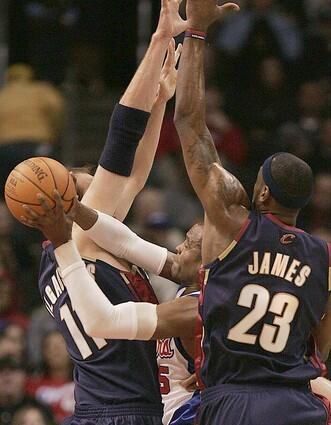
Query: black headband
[[262, 154, 311, 209]]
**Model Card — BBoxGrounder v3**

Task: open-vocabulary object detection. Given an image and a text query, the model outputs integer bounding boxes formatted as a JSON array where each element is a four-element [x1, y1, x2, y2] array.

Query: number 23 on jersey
[[227, 284, 299, 353]]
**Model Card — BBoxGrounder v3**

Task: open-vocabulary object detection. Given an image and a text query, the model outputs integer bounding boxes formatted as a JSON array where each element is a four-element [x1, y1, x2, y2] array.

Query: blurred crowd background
[[0, 0, 331, 423]]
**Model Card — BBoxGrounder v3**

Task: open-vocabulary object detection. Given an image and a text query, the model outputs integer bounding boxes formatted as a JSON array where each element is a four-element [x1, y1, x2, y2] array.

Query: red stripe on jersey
[[266, 213, 305, 233], [327, 243, 331, 267], [235, 218, 251, 242], [122, 270, 158, 304]]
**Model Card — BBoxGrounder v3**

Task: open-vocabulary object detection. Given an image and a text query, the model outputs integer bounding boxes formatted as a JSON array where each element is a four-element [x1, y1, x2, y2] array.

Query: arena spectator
[[0, 356, 38, 425], [301, 6, 331, 81], [27, 306, 57, 371], [0, 268, 28, 328], [205, 86, 247, 167], [0, 201, 18, 274], [214, 0, 304, 103], [311, 118, 331, 173], [0, 320, 27, 361], [11, 403, 55, 425], [26, 330, 74, 423], [0, 63, 66, 193], [299, 173, 331, 231]]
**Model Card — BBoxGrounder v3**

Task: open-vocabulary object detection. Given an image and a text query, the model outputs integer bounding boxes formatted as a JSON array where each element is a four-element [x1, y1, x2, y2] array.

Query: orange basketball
[[4, 157, 76, 225]]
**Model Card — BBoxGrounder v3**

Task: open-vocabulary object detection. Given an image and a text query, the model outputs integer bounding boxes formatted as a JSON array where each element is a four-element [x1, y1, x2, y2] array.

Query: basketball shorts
[[62, 404, 163, 425], [198, 383, 330, 425], [169, 391, 200, 425]]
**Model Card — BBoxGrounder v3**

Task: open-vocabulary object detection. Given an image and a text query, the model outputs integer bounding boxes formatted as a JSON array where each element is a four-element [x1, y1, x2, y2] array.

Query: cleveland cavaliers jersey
[[38, 242, 163, 414], [157, 288, 200, 425], [197, 211, 330, 388]]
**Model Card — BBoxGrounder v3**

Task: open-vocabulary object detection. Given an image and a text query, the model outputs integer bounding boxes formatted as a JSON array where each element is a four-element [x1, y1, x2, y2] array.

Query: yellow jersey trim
[[218, 240, 238, 261]]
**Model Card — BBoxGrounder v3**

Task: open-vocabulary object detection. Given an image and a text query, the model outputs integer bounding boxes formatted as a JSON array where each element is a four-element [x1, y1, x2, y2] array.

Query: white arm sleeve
[[83, 211, 168, 275], [54, 241, 157, 340]]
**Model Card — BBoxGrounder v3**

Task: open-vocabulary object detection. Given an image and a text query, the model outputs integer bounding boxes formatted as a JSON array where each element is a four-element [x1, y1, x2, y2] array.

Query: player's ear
[[260, 185, 271, 203]]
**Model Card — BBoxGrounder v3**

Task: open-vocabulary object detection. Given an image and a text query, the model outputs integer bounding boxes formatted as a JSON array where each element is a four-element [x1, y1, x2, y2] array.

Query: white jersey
[[156, 288, 200, 425]]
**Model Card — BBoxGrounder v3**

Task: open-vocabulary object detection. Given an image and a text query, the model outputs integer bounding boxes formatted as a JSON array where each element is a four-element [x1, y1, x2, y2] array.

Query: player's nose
[[176, 243, 183, 254]]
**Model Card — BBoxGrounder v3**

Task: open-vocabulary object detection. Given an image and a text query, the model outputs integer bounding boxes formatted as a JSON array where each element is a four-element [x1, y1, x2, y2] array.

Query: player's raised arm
[[174, 1, 248, 220], [114, 40, 182, 221], [82, 0, 187, 218]]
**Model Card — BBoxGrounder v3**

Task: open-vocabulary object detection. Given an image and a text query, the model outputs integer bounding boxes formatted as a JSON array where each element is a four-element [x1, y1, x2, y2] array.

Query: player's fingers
[[22, 205, 41, 219], [53, 190, 64, 215], [169, 38, 175, 61], [164, 39, 175, 70], [175, 43, 182, 66], [37, 193, 53, 213], [20, 215, 40, 228]]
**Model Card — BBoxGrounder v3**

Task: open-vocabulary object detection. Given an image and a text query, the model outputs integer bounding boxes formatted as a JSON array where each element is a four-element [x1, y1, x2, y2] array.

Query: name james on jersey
[[248, 251, 311, 286]]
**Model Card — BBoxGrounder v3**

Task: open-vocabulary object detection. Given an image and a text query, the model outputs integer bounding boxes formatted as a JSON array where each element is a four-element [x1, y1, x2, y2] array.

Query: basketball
[[4, 157, 76, 224]]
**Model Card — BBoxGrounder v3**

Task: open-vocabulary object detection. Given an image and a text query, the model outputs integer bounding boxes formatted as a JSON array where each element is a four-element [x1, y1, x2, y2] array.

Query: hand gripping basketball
[[4, 157, 76, 225]]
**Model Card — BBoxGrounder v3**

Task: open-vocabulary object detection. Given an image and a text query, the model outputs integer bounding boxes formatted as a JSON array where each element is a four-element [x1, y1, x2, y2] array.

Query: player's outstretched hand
[[156, 0, 188, 39], [21, 190, 74, 248], [157, 39, 182, 102], [187, 0, 239, 31]]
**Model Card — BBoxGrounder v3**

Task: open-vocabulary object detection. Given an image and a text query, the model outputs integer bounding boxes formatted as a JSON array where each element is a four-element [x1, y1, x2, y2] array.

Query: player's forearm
[[152, 296, 198, 340], [126, 96, 167, 190], [174, 37, 220, 196], [120, 33, 170, 112], [114, 98, 167, 221], [75, 209, 168, 275], [175, 38, 206, 130], [54, 240, 157, 340]]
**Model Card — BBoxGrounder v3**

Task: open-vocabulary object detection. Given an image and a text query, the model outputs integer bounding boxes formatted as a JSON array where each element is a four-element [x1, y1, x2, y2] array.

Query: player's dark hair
[[269, 153, 313, 208]]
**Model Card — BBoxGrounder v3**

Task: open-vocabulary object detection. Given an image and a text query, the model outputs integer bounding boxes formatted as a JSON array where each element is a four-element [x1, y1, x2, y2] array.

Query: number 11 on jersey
[[60, 303, 107, 359]]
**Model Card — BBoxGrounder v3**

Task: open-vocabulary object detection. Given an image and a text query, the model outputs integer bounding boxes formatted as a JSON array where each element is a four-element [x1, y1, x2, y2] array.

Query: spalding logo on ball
[[4, 157, 76, 224]]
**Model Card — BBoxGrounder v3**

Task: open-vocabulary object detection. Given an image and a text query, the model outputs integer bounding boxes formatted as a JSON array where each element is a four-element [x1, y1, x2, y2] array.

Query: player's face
[[72, 172, 93, 200], [172, 223, 203, 285]]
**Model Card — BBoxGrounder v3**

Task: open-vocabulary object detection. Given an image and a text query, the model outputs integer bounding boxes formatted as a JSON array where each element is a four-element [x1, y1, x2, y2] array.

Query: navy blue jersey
[[197, 211, 330, 388], [38, 242, 162, 413]]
